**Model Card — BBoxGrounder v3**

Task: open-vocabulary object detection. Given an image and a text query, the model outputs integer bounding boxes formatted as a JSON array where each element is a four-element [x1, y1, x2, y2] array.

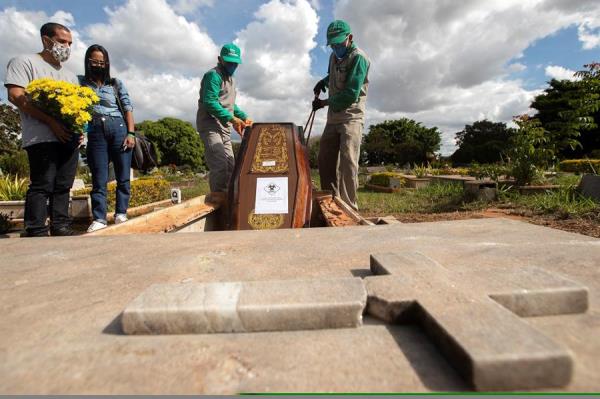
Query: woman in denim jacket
[[79, 44, 135, 233]]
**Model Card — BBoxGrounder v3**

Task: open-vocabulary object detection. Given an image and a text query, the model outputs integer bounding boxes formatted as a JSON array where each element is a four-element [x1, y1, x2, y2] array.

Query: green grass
[[358, 182, 484, 216], [499, 186, 598, 219], [178, 178, 210, 200], [547, 173, 582, 187], [309, 169, 600, 220]]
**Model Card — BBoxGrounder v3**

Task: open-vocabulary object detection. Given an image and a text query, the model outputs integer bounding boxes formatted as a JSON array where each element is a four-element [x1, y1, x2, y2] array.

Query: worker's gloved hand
[[313, 79, 327, 96], [244, 118, 253, 128], [231, 117, 245, 135], [312, 98, 327, 111]]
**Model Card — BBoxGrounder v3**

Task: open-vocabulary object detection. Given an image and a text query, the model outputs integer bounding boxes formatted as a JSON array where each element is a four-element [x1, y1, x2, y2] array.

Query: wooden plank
[[87, 195, 221, 236]]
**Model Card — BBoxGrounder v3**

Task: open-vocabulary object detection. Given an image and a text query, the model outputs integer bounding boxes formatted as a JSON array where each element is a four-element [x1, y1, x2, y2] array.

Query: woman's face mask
[[45, 37, 71, 63], [90, 65, 105, 77]]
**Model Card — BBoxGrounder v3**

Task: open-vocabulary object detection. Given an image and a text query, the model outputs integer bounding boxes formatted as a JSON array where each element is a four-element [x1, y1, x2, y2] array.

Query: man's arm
[[6, 85, 70, 142], [233, 104, 247, 121], [327, 54, 369, 112], [201, 71, 234, 124]]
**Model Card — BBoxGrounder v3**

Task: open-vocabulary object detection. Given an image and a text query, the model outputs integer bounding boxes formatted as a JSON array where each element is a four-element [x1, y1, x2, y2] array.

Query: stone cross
[[121, 251, 588, 391], [365, 252, 588, 391]]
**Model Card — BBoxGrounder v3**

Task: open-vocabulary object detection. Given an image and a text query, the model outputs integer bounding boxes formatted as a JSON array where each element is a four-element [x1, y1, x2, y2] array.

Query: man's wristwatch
[[127, 131, 135, 137]]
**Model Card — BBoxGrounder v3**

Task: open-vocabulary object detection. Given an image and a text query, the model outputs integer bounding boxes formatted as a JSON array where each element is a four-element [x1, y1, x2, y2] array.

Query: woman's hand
[[123, 134, 136, 149]]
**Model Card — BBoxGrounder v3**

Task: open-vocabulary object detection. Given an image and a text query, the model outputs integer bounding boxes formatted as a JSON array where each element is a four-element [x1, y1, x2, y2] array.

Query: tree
[[361, 118, 441, 166], [0, 102, 21, 155], [450, 120, 514, 165], [531, 63, 600, 159], [136, 117, 205, 171]]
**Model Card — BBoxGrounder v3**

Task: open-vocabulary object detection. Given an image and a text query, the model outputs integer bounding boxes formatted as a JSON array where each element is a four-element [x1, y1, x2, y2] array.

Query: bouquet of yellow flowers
[[26, 78, 99, 135]]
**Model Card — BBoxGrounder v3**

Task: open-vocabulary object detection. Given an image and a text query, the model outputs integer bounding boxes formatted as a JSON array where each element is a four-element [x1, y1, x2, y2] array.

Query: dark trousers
[[24, 142, 79, 236], [86, 115, 132, 223]]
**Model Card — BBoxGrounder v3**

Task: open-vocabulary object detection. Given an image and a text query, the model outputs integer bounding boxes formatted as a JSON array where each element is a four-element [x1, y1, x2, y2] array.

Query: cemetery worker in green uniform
[[196, 43, 252, 193], [312, 20, 370, 211]]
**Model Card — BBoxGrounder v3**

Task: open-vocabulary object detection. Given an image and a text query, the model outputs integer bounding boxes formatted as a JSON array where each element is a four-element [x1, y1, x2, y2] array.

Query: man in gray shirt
[[4, 22, 80, 237]]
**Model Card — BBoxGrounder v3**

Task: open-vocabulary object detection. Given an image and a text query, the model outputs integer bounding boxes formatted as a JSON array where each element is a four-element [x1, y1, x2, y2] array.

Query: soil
[[367, 207, 600, 239], [317, 197, 358, 227]]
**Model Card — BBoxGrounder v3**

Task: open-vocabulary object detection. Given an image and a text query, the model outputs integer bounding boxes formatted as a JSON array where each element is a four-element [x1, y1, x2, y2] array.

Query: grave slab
[[122, 277, 366, 334], [1, 218, 599, 393]]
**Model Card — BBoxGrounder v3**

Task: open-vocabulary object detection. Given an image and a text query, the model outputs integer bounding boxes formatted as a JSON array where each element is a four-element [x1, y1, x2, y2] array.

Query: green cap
[[220, 43, 242, 64], [327, 20, 351, 45]]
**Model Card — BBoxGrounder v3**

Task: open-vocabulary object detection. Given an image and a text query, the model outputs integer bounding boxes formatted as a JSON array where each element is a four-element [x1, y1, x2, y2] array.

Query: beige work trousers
[[317, 121, 363, 211], [199, 127, 235, 193]]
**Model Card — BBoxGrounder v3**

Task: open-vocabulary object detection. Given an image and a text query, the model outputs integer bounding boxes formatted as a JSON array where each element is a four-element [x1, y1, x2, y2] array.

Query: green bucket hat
[[327, 20, 351, 45], [220, 43, 242, 64]]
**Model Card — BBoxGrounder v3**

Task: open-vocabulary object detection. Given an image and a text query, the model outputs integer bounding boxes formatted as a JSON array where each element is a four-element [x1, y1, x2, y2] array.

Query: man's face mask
[[331, 41, 348, 60], [46, 37, 71, 63], [223, 62, 238, 76]]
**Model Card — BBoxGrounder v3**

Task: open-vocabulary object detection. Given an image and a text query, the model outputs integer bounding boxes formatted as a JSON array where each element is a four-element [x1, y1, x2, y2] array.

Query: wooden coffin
[[228, 123, 311, 230]]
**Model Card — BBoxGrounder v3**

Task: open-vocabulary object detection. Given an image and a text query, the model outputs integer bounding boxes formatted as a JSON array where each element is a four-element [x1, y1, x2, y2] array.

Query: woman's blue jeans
[[87, 115, 132, 223]]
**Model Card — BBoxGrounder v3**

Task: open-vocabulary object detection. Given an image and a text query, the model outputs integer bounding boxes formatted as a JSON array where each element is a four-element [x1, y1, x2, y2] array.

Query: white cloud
[[235, 0, 318, 101], [233, 0, 320, 130], [86, 0, 218, 76], [545, 65, 578, 81], [80, 0, 221, 125], [3, 0, 599, 156], [0, 7, 87, 80], [333, 0, 600, 154], [508, 62, 527, 73], [577, 17, 600, 49], [116, 66, 200, 122], [169, 0, 215, 14]]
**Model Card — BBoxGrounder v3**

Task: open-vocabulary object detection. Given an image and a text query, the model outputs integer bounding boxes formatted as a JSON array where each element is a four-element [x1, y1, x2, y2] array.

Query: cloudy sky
[[1, 0, 599, 154]]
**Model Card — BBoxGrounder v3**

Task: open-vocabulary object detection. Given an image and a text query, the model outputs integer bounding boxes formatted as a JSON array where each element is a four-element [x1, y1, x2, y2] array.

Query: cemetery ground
[[1, 165, 599, 237], [341, 171, 599, 238], [165, 168, 600, 238]]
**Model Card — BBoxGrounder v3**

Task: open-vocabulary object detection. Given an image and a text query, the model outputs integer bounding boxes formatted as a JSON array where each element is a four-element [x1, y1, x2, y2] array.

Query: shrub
[[507, 116, 555, 186], [74, 177, 170, 211], [412, 164, 432, 178], [369, 172, 404, 187], [427, 167, 471, 176], [76, 164, 92, 184], [0, 150, 29, 177], [559, 159, 600, 174], [469, 163, 510, 181], [0, 175, 28, 200]]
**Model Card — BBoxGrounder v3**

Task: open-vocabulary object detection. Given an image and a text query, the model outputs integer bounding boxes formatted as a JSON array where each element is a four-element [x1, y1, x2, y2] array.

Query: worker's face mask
[[223, 62, 238, 76], [331, 42, 348, 60]]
